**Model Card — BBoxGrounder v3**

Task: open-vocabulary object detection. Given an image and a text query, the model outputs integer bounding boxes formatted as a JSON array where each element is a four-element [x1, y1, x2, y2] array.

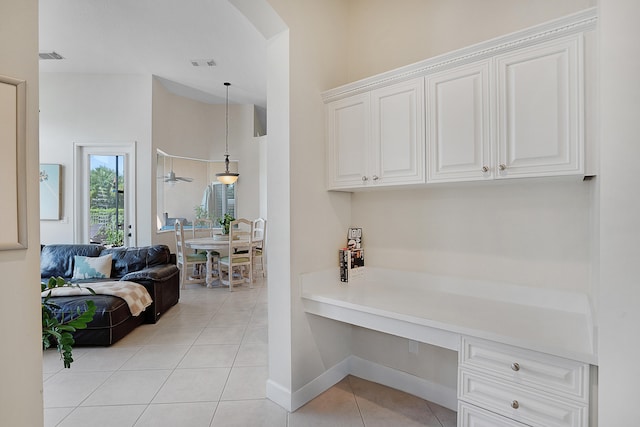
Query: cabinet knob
[[362, 176, 368, 182], [511, 400, 520, 409], [499, 164, 507, 171], [372, 175, 379, 181], [511, 362, 520, 371], [481, 166, 489, 173]]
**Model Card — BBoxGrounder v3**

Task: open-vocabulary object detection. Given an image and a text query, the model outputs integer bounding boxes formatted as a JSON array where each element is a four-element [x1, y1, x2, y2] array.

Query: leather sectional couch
[[41, 244, 180, 346]]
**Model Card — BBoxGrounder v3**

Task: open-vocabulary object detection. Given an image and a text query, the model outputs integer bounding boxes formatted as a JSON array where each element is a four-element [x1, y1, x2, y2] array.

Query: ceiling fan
[[162, 157, 193, 184]]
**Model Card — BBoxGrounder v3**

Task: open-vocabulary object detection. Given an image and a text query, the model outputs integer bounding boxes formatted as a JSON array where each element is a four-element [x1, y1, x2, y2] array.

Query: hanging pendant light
[[216, 82, 239, 185]]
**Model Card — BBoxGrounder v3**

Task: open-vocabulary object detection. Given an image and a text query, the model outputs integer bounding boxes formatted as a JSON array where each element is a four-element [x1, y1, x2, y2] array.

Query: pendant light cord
[[216, 82, 239, 184], [225, 82, 230, 158]]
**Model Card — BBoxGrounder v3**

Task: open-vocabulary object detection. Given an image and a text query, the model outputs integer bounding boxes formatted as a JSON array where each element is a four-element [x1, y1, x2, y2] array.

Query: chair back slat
[[229, 218, 253, 254], [174, 220, 185, 261], [193, 218, 214, 238]]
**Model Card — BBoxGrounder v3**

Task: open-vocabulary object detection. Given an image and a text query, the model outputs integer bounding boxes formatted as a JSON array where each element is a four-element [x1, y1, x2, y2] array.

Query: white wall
[[597, 0, 640, 423], [0, 0, 43, 425], [39, 74, 261, 249], [151, 79, 262, 250], [39, 73, 153, 245]]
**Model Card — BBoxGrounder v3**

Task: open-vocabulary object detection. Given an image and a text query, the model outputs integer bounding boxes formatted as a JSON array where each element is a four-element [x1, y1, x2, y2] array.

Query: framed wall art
[[0, 74, 27, 250], [40, 164, 61, 220]]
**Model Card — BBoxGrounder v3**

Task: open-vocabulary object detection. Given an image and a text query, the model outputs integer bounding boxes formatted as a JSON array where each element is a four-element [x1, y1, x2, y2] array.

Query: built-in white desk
[[301, 268, 597, 427]]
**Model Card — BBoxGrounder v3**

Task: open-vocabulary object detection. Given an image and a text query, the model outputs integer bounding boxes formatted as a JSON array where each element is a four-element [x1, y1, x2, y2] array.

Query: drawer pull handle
[[511, 400, 520, 409], [511, 362, 520, 371]]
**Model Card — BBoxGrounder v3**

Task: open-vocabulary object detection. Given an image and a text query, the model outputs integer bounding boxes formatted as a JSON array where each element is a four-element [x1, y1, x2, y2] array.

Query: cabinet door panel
[[326, 93, 370, 189], [496, 36, 583, 178], [372, 78, 424, 185], [427, 61, 491, 182]]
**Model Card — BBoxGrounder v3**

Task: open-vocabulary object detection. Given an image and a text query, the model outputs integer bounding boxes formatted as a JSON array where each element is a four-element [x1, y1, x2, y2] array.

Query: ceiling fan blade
[[162, 169, 192, 183]]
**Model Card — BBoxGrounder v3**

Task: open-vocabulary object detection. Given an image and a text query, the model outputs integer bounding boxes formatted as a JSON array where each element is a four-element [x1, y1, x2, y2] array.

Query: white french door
[[74, 142, 137, 246]]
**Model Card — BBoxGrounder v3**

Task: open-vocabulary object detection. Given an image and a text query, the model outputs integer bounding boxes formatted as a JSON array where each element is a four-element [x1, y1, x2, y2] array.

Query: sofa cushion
[[72, 254, 112, 280], [101, 245, 171, 278], [41, 244, 105, 279]]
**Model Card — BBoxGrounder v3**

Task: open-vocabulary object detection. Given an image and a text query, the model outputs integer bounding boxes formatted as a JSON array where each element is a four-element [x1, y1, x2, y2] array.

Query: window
[[156, 150, 237, 231]]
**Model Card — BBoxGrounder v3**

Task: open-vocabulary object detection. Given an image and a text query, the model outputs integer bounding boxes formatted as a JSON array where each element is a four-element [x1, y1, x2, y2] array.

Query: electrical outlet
[[409, 340, 419, 354]]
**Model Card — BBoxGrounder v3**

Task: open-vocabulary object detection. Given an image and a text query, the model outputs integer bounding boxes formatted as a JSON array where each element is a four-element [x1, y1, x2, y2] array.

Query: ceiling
[[38, 0, 268, 108]]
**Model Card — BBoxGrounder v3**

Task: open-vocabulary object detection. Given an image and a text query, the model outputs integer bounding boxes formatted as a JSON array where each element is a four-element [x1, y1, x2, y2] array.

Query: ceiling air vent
[[39, 51, 64, 60], [190, 59, 216, 67]]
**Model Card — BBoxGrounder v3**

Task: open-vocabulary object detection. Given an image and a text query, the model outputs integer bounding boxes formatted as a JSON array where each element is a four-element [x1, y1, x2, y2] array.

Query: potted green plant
[[42, 277, 97, 368], [194, 205, 212, 221], [217, 213, 235, 235]]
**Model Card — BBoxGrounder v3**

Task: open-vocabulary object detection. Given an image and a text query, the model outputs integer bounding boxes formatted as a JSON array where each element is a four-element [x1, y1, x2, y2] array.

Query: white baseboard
[[266, 379, 293, 412], [280, 355, 457, 413], [347, 356, 458, 411]]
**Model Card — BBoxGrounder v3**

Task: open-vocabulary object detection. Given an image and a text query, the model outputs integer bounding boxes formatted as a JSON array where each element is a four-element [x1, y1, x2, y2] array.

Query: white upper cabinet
[[495, 35, 584, 178], [427, 60, 492, 182], [325, 93, 371, 189], [323, 8, 595, 190], [326, 78, 424, 190]]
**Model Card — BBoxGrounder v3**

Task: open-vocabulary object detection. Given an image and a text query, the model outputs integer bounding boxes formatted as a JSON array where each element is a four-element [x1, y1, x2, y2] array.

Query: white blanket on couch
[[42, 281, 153, 317]]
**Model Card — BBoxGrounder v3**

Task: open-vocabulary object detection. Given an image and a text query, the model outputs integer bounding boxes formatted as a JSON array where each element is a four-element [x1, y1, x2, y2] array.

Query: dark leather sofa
[[41, 244, 180, 345]]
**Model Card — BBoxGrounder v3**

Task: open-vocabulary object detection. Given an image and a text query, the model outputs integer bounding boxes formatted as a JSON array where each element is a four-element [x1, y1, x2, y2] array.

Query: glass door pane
[[88, 155, 125, 246]]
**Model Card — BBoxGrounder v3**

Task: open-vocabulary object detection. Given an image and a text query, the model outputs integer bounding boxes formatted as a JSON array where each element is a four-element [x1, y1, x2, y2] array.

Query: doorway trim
[[73, 142, 137, 246]]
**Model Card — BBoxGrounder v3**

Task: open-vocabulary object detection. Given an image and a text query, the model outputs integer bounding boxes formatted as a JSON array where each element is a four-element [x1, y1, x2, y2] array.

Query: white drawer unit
[[458, 402, 528, 427], [460, 337, 589, 402], [458, 337, 590, 427]]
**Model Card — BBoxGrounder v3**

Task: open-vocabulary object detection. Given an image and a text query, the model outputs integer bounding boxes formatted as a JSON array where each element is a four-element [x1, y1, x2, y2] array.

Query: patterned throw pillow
[[72, 254, 113, 280]]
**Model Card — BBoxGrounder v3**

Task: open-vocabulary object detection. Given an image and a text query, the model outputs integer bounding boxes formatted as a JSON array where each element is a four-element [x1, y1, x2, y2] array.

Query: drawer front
[[459, 369, 588, 427], [458, 402, 528, 427], [460, 337, 589, 402]]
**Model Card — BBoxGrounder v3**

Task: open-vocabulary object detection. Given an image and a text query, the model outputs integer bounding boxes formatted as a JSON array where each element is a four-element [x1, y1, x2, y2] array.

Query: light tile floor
[[43, 278, 457, 427]]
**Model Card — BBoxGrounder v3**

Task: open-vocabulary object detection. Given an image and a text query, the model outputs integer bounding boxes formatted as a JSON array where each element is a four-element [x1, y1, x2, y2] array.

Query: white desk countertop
[[301, 268, 597, 365]]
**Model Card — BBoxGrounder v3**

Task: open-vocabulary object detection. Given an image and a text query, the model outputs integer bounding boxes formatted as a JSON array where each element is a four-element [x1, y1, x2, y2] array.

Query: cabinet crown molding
[[322, 7, 597, 104]]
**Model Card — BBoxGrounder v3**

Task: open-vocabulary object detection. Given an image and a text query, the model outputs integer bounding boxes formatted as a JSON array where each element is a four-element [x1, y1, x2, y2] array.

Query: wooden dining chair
[[192, 218, 219, 278], [252, 218, 266, 278], [174, 220, 207, 289], [219, 218, 253, 291]]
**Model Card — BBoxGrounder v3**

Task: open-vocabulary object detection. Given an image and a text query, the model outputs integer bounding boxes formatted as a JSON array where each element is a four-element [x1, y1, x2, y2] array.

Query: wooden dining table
[[185, 236, 229, 288]]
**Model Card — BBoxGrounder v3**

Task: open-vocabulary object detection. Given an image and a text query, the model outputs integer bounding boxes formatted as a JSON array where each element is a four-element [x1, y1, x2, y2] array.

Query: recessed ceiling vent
[[190, 59, 216, 67], [39, 51, 64, 60]]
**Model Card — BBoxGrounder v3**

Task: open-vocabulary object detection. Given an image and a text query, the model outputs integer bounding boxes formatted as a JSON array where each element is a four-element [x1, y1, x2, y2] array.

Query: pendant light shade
[[216, 82, 239, 185]]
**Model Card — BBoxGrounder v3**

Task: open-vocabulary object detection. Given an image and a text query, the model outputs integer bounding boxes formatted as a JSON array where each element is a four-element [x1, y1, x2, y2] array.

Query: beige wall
[[263, 0, 352, 404], [598, 0, 640, 423], [263, 0, 600, 412], [0, 0, 43, 425], [346, 0, 595, 81], [345, 0, 596, 400]]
